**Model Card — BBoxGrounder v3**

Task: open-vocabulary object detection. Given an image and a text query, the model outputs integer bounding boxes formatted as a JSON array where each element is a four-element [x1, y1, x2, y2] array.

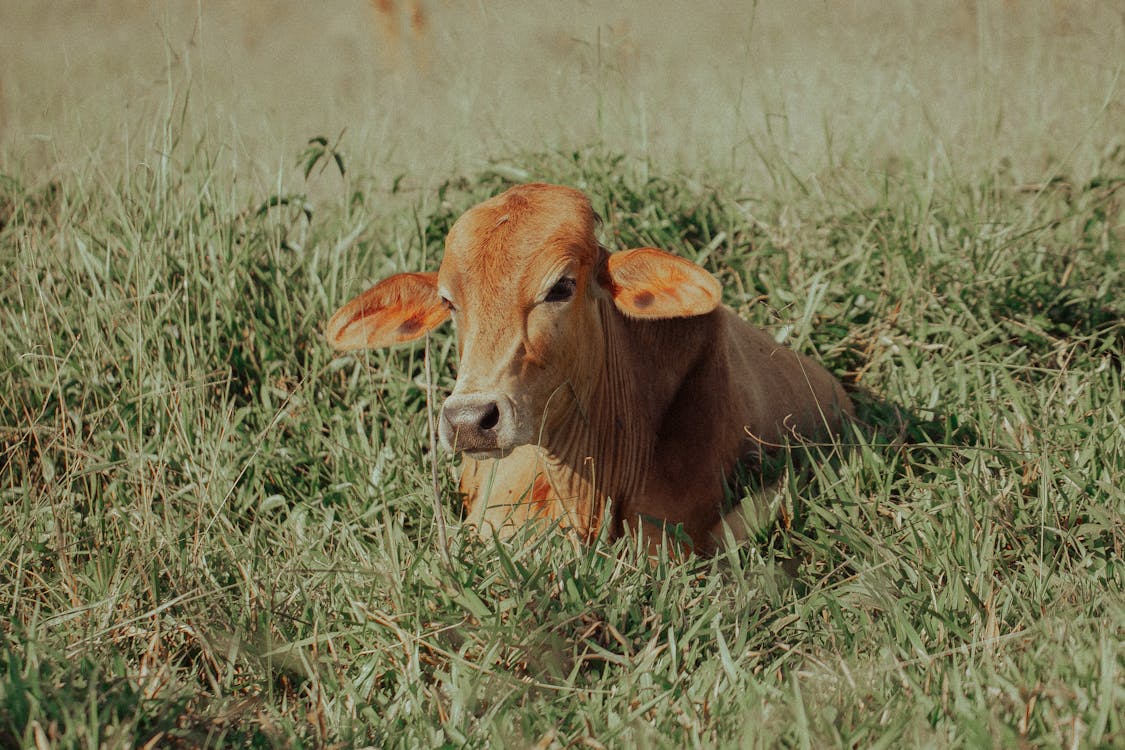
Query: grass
[[2, 2, 1125, 748], [3, 135, 1123, 747]]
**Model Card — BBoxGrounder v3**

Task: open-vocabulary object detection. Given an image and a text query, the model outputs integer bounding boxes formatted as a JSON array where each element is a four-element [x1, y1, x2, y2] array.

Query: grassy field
[[3, 2, 1125, 748]]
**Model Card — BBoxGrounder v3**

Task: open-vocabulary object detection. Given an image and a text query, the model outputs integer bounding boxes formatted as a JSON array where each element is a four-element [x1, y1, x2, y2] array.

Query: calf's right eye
[[544, 277, 576, 303]]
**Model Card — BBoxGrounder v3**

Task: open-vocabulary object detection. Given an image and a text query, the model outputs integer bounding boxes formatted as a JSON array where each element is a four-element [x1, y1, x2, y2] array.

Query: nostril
[[479, 402, 500, 431]]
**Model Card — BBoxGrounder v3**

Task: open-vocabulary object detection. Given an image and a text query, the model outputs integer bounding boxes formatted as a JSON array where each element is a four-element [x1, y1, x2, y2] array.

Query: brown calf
[[327, 183, 853, 553]]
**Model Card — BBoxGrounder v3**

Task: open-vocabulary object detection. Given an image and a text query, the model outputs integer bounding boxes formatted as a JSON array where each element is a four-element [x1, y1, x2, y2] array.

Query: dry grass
[[2, 1, 1122, 187], [1, 2, 1123, 747]]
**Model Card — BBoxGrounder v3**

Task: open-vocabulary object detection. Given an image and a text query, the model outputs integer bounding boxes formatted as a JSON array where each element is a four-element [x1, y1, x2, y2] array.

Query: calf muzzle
[[439, 393, 513, 455]]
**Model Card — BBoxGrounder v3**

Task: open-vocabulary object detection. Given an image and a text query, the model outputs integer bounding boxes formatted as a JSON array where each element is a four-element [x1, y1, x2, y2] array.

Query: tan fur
[[327, 183, 853, 554]]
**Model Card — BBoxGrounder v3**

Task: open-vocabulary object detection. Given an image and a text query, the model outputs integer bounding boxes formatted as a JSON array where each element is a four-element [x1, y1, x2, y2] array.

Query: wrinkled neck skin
[[460, 296, 712, 543]]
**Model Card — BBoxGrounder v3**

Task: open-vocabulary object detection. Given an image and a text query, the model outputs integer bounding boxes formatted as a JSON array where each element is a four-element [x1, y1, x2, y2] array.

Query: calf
[[327, 183, 853, 552]]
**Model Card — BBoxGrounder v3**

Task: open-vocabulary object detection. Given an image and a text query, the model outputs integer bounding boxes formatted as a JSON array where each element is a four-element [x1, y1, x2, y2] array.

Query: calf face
[[326, 183, 722, 459]]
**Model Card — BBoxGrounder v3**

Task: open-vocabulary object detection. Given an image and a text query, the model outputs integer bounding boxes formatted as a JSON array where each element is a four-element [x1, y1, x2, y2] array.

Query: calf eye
[[441, 296, 457, 313], [544, 277, 576, 303]]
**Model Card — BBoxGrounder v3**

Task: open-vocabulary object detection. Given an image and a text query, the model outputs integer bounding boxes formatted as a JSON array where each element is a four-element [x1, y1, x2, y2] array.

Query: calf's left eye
[[544, 277, 576, 303]]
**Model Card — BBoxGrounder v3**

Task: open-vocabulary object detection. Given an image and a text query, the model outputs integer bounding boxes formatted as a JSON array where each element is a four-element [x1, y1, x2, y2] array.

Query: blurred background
[[1, 1, 1123, 190]]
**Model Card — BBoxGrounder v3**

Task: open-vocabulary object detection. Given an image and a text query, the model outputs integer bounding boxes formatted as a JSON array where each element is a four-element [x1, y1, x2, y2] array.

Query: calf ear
[[325, 272, 449, 350], [606, 247, 722, 319]]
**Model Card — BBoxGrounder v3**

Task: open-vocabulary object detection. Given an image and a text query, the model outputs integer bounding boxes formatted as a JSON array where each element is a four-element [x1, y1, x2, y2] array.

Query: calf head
[[326, 183, 722, 458]]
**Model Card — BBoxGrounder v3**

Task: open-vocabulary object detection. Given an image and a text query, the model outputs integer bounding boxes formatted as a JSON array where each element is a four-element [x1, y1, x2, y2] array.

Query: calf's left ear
[[325, 272, 449, 350], [605, 247, 722, 319]]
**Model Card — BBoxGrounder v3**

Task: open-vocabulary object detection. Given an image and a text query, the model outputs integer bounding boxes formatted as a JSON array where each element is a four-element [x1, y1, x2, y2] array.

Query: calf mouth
[[462, 447, 516, 461]]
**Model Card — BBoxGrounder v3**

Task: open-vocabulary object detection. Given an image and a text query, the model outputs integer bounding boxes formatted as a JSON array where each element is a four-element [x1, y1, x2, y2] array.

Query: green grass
[[2, 130, 1123, 747], [2, 2, 1124, 745]]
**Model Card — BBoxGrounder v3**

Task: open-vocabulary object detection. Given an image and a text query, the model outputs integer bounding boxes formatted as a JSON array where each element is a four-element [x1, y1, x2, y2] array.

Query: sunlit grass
[[2, 2, 1122, 185], [2, 1, 1124, 747], [3, 126, 1122, 745]]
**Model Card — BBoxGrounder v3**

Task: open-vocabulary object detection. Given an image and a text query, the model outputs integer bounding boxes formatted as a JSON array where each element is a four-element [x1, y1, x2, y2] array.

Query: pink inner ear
[[396, 312, 429, 337], [388, 302, 450, 343], [607, 247, 721, 319]]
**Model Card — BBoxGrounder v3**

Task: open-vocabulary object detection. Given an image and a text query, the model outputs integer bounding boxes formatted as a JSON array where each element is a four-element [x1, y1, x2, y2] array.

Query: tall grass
[[2, 1, 1124, 747], [3, 126, 1123, 745]]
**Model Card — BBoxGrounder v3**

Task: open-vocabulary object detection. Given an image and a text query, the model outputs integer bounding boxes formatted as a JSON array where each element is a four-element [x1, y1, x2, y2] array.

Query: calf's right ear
[[325, 272, 449, 351]]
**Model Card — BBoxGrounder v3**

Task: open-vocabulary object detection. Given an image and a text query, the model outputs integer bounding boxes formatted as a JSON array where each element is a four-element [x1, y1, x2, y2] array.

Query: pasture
[[2, 2, 1123, 747]]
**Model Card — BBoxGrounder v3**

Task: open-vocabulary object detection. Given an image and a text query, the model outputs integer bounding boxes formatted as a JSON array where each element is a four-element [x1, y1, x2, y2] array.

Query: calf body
[[327, 183, 852, 552]]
